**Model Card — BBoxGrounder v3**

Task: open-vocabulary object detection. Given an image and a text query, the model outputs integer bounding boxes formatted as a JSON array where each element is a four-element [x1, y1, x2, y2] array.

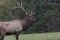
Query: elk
[[0, 2, 36, 40]]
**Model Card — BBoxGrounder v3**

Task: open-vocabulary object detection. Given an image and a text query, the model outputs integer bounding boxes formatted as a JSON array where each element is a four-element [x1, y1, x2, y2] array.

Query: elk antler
[[16, 2, 26, 12], [12, 2, 33, 16]]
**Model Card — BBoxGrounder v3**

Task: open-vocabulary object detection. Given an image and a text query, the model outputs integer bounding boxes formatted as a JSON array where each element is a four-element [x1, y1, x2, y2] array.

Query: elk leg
[[0, 28, 6, 40], [0, 35, 5, 40], [15, 32, 19, 40]]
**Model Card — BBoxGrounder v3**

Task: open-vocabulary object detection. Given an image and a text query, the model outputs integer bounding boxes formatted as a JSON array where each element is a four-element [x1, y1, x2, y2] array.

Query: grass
[[4, 32, 60, 40]]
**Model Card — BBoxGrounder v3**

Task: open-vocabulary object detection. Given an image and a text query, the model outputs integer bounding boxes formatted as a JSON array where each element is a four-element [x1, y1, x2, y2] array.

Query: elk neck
[[21, 17, 31, 27], [20, 17, 31, 31]]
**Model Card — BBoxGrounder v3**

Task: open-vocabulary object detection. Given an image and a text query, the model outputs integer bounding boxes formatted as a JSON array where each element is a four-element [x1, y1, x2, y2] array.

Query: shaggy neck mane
[[20, 19, 30, 31], [21, 18, 30, 27]]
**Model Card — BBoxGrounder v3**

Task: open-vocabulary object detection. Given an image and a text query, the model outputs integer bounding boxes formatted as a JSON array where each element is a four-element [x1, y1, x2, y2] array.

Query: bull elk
[[0, 2, 36, 40]]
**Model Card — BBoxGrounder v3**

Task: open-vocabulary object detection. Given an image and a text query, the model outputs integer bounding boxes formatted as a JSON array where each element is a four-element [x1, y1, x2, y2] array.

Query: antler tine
[[29, 11, 33, 16], [11, 2, 20, 9], [17, 2, 21, 7], [21, 2, 22, 7], [25, 11, 29, 15], [17, 2, 27, 13], [17, 2, 23, 8]]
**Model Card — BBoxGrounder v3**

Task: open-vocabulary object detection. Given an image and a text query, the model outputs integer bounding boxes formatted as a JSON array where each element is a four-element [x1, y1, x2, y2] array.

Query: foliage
[[0, 0, 60, 33]]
